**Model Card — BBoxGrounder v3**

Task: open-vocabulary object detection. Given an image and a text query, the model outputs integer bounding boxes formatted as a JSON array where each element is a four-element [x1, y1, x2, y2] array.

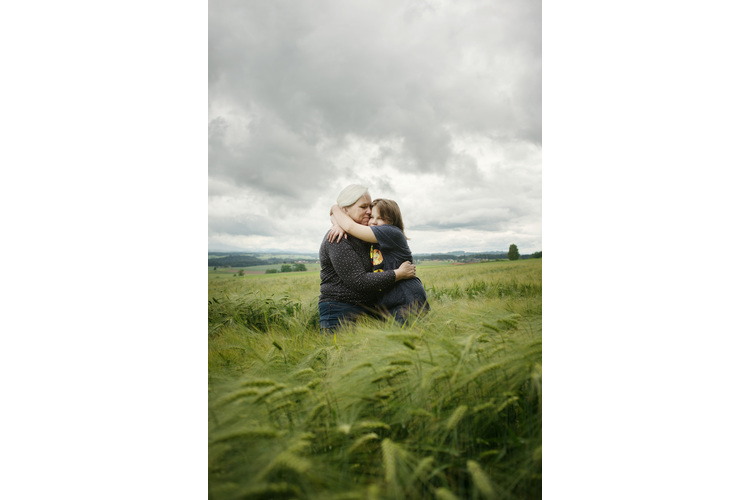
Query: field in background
[[209, 259, 542, 499], [208, 259, 501, 277], [210, 264, 323, 276]]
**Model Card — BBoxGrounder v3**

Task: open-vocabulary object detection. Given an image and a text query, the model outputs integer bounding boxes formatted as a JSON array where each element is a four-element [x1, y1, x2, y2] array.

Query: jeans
[[318, 301, 371, 332], [388, 301, 431, 326]]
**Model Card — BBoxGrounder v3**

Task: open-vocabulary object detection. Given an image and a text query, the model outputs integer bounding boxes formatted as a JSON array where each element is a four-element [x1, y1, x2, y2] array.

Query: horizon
[[207, 247, 538, 256]]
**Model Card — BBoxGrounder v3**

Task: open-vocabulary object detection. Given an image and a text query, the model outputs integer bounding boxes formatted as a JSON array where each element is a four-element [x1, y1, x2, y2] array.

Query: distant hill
[[414, 252, 509, 262], [208, 250, 540, 267], [208, 254, 265, 268], [208, 251, 319, 267]]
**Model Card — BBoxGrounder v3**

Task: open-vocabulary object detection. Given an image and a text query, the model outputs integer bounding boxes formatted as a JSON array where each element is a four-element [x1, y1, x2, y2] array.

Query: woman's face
[[343, 194, 372, 225]]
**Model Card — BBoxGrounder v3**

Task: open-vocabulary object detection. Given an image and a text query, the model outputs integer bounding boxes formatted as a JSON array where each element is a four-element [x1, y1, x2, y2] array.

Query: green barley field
[[209, 259, 542, 499]]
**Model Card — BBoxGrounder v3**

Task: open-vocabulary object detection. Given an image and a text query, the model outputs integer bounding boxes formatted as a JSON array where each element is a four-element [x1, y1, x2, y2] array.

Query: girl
[[330, 198, 430, 324]]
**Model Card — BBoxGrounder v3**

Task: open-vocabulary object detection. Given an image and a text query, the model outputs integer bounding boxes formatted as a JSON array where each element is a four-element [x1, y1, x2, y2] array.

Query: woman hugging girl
[[330, 198, 430, 325]]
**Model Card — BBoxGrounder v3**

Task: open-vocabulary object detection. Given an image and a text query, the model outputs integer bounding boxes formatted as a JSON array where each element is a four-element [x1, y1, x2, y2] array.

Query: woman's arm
[[326, 239, 416, 292], [331, 205, 378, 243], [327, 239, 395, 291], [394, 260, 416, 281]]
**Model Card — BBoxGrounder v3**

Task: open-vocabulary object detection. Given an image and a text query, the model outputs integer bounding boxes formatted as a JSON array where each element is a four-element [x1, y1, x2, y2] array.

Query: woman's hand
[[327, 223, 348, 243], [394, 261, 416, 281]]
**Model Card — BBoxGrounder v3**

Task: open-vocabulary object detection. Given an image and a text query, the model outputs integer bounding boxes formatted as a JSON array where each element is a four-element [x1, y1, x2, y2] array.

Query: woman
[[319, 185, 416, 332], [330, 198, 430, 324]]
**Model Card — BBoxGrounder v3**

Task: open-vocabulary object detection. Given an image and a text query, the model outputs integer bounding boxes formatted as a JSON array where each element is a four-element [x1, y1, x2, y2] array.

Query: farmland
[[208, 259, 542, 499]]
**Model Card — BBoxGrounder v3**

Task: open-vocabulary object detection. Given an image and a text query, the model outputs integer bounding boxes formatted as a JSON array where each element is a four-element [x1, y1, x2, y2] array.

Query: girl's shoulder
[[371, 224, 407, 246], [372, 224, 404, 237]]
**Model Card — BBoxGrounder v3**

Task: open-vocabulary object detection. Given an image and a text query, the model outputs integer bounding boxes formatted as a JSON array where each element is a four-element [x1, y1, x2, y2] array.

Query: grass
[[208, 259, 541, 499]]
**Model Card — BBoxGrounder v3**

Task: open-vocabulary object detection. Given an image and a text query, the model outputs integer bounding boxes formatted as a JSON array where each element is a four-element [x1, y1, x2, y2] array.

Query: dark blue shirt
[[370, 225, 429, 310]]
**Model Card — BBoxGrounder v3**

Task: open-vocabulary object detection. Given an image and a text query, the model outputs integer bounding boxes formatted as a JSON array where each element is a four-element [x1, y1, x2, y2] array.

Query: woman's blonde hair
[[337, 184, 369, 208], [372, 198, 408, 237]]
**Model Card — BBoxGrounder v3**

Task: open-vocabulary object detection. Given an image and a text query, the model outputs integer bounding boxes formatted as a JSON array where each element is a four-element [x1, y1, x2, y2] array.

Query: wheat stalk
[[467, 460, 496, 498]]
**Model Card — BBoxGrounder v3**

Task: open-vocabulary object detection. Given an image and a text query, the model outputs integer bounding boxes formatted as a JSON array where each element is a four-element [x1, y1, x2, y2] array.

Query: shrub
[[208, 292, 307, 337]]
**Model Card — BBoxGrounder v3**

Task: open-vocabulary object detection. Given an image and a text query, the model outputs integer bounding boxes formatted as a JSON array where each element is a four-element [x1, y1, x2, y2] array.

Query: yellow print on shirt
[[371, 246, 384, 267]]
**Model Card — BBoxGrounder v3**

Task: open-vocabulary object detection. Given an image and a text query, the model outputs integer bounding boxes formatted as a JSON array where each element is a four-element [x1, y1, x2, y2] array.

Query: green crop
[[209, 259, 542, 499]]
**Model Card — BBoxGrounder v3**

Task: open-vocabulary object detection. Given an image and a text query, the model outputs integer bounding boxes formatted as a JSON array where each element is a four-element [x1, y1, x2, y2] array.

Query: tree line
[[415, 252, 509, 262], [415, 247, 541, 263], [208, 256, 264, 267], [208, 256, 315, 268], [265, 264, 307, 274]]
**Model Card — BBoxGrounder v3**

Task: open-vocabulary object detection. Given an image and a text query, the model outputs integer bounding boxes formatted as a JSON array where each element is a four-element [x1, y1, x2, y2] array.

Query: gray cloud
[[209, 114, 333, 204], [208, 0, 541, 253], [208, 213, 278, 237]]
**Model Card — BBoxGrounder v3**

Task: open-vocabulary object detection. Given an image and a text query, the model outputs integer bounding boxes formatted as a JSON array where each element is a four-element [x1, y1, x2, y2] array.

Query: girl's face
[[368, 206, 388, 226]]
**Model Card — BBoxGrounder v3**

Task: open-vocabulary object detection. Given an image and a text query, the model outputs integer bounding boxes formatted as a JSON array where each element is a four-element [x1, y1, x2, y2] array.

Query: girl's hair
[[337, 184, 369, 208], [371, 198, 408, 237]]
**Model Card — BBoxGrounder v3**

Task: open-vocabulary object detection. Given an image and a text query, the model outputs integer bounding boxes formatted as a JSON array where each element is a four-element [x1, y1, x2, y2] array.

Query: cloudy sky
[[209, 0, 541, 255]]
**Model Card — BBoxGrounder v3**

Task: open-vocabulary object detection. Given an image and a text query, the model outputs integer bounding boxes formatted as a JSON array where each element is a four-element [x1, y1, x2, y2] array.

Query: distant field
[[209, 264, 323, 276], [208, 260, 467, 277], [208, 259, 480, 277]]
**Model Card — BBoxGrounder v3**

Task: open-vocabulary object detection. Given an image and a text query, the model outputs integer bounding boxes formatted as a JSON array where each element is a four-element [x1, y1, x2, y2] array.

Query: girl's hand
[[327, 223, 347, 243], [394, 261, 416, 281]]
